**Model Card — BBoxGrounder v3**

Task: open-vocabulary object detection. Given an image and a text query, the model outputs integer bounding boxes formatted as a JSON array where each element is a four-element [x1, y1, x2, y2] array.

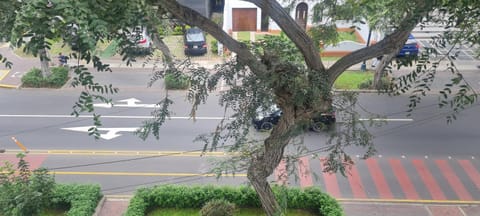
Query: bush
[[0, 154, 102, 216], [50, 184, 102, 216], [21, 68, 43, 88], [357, 79, 373, 89], [125, 185, 343, 216], [357, 77, 391, 90], [21, 67, 69, 88], [210, 39, 218, 54], [200, 199, 236, 216], [164, 73, 189, 90], [0, 153, 55, 216]]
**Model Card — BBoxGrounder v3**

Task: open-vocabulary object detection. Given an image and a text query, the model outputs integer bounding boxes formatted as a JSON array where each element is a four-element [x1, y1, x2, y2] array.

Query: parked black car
[[184, 27, 207, 56], [252, 105, 336, 132]]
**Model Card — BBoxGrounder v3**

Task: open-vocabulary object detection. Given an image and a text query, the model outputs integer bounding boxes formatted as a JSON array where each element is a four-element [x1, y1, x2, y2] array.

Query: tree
[[148, 1, 478, 215], [1, 0, 478, 215], [0, 153, 55, 216]]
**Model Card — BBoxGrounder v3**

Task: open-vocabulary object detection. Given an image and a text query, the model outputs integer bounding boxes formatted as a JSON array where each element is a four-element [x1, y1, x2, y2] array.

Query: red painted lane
[[319, 159, 341, 198], [435, 160, 473, 200], [412, 159, 446, 200], [457, 160, 480, 191], [298, 157, 313, 187], [346, 164, 367, 199], [0, 154, 47, 170], [389, 159, 420, 200], [274, 159, 288, 186], [365, 159, 393, 199]]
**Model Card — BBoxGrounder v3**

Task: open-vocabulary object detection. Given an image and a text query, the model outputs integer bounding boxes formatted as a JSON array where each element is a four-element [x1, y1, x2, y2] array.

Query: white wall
[[223, 0, 261, 32]]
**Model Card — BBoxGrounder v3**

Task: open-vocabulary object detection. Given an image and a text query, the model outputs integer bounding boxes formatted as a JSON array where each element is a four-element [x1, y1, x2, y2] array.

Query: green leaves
[[0, 153, 55, 216]]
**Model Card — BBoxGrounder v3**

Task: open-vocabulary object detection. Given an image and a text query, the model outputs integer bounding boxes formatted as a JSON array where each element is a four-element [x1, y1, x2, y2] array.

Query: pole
[[361, 28, 373, 71], [11, 137, 28, 152]]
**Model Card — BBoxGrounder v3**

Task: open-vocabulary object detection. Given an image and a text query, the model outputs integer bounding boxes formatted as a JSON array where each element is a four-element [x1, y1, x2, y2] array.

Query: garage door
[[232, 8, 257, 31]]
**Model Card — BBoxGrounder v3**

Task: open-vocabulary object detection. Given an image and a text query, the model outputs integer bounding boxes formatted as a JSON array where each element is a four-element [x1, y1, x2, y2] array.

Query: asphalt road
[[1, 88, 479, 156], [1, 68, 479, 200]]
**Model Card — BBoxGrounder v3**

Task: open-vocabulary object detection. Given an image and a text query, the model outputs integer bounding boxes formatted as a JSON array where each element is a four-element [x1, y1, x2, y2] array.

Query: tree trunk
[[247, 105, 296, 216], [373, 53, 395, 90], [38, 47, 50, 78]]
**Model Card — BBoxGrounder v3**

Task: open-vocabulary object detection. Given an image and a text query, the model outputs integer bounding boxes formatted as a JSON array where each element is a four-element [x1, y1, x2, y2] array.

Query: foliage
[[0, 153, 55, 216], [148, 208, 316, 216], [125, 185, 343, 216], [50, 184, 102, 216], [164, 72, 189, 89], [21, 66, 69, 88], [210, 39, 218, 54], [200, 199, 237, 216]]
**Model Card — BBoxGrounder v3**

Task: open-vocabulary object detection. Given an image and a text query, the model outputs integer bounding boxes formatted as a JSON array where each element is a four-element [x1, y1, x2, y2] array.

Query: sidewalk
[[95, 196, 480, 216]]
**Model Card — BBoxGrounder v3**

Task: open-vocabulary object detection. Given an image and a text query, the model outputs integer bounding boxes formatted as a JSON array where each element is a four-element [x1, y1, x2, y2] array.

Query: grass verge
[[334, 70, 374, 89]]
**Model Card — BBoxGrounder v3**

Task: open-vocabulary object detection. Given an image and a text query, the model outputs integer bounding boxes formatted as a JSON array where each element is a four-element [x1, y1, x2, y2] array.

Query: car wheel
[[311, 121, 327, 132], [260, 122, 273, 130]]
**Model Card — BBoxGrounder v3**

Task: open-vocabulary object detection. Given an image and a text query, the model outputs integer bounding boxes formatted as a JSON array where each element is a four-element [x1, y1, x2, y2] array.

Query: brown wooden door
[[232, 8, 257, 31]]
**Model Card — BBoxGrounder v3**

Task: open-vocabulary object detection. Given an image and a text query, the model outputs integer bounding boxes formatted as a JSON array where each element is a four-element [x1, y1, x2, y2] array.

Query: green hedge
[[49, 184, 102, 216], [21, 67, 69, 88], [164, 73, 189, 90], [125, 185, 343, 216]]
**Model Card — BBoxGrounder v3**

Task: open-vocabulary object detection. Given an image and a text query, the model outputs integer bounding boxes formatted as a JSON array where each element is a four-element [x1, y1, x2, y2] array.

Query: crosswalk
[[1, 153, 478, 201], [275, 157, 480, 201]]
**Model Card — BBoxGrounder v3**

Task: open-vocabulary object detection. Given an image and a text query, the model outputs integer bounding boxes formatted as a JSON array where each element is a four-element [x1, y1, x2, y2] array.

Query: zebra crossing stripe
[[389, 159, 420, 200], [435, 160, 473, 200], [412, 159, 447, 200], [457, 160, 480, 191], [319, 159, 341, 198], [366, 158, 393, 199], [298, 157, 313, 187], [347, 164, 367, 199], [274, 159, 288, 186]]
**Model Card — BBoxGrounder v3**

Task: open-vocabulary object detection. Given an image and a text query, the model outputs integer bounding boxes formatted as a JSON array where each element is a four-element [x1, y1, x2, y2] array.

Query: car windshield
[[186, 32, 204, 42]]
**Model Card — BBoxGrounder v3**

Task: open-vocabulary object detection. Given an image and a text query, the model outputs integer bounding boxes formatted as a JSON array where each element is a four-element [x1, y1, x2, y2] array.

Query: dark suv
[[184, 27, 207, 56], [252, 106, 336, 132]]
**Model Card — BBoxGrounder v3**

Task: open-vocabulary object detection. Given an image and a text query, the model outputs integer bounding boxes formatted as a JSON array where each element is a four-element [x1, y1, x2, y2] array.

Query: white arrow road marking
[[93, 97, 159, 108], [0, 114, 226, 120], [62, 126, 140, 140]]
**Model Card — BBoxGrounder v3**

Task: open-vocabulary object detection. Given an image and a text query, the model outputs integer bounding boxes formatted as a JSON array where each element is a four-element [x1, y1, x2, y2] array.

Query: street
[[0, 84, 479, 200]]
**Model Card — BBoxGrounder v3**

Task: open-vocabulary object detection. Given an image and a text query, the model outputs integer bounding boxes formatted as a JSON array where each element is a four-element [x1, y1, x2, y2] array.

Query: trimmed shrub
[[48, 66, 69, 87], [21, 68, 44, 88], [50, 184, 103, 216], [200, 199, 236, 216], [21, 67, 69, 88], [125, 185, 343, 216], [164, 73, 189, 90]]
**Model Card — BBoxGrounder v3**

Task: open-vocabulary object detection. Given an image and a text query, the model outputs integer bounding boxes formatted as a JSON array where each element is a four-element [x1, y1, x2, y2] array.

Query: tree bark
[[38, 47, 50, 78], [372, 53, 395, 90], [247, 105, 296, 216]]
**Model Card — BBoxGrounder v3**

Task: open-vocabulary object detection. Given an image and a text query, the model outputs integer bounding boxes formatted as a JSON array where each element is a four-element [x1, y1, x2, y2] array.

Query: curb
[[92, 196, 106, 216]]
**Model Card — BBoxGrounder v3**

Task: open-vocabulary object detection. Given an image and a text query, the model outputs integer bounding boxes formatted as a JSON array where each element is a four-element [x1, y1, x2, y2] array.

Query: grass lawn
[[237, 31, 250, 41], [148, 208, 316, 216], [14, 39, 116, 59], [338, 31, 361, 43], [334, 70, 374, 89]]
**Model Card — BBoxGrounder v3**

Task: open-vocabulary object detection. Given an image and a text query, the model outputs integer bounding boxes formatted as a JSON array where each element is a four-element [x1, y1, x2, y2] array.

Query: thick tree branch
[[327, 29, 413, 83], [156, 0, 266, 74], [246, 0, 325, 71], [327, 0, 435, 84]]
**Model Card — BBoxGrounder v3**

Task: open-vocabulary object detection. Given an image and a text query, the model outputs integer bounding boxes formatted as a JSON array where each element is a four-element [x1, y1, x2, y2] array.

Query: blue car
[[397, 34, 420, 57]]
